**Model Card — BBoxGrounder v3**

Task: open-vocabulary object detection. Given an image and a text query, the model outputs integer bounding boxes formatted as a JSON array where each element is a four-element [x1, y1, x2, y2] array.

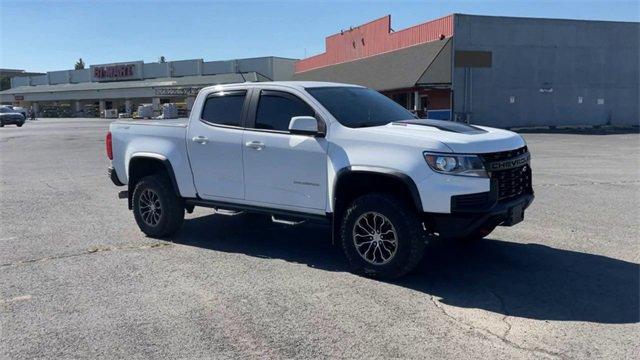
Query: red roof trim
[[295, 14, 454, 73]]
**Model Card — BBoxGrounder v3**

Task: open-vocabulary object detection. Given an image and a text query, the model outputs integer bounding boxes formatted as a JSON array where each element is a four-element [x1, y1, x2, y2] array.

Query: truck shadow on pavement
[[173, 214, 639, 325]]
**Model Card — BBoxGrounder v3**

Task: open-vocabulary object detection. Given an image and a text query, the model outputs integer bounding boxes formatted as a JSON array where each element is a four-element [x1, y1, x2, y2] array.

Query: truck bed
[[109, 117, 197, 198]]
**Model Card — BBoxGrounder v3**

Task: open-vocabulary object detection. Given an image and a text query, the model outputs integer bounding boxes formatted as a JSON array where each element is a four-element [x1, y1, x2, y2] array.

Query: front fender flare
[[333, 165, 423, 212]]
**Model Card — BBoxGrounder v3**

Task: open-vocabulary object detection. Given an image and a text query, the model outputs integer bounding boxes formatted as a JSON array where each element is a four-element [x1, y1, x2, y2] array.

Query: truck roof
[[200, 81, 363, 93]]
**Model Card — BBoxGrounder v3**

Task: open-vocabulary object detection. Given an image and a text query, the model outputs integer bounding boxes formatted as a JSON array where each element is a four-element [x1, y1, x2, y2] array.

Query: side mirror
[[288, 116, 323, 136]]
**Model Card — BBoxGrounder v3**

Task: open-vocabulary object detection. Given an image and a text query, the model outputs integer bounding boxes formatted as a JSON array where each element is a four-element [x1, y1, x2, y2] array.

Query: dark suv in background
[[0, 107, 26, 127]]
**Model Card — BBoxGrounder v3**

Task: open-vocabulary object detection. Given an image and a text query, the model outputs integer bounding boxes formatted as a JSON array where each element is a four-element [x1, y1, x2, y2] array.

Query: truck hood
[[360, 119, 525, 153]]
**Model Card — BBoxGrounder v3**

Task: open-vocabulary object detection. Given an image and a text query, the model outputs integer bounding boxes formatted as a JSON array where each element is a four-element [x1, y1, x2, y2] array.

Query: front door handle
[[192, 136, 209, 144], [245, 141, 265, 150]]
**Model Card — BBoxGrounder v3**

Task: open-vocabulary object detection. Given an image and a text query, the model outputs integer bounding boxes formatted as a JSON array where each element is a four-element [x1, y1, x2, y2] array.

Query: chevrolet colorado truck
[[107, 81, 533, 279]]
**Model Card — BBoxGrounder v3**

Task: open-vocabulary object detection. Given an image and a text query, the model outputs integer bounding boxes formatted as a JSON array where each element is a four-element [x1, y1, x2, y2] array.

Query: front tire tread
[[340, 193, 426, 280]]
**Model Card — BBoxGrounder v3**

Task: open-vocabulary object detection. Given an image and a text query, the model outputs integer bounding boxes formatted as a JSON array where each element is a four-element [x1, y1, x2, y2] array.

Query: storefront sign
[[14, 95, 24, 101], [155, 87, 203, 96], [90, 61, 143, 82]]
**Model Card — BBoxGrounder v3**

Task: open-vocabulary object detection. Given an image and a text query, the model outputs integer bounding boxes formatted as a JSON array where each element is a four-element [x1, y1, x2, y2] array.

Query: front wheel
[[132, 175, 184, 238], [340, 193, 426, 279], [17, 123, 23, 127]]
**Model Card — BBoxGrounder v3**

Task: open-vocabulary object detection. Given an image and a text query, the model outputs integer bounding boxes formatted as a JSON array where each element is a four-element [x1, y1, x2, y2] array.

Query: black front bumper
[[108, 166, 125, 186], [424, 193, 534, 239]]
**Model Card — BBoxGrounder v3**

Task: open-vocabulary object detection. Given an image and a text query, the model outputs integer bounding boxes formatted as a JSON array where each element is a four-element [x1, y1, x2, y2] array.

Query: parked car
[[12, 106, 27, 118], [0, 107, 26, 127], [107, 81, 534, 279], [0, 105, 26, 119]]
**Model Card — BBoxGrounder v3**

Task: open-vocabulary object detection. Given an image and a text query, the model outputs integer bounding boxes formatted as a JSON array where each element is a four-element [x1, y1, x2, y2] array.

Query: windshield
[[306, 87, 416, 128]]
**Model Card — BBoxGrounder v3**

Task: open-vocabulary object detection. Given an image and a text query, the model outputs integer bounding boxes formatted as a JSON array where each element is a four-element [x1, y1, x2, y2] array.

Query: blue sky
[[1, 0, 638, 72]]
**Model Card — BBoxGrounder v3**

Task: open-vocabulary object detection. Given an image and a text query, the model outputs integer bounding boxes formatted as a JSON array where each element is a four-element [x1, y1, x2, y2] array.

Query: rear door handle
[[245, 141, 265, 150], [192, 136, 208, 144]]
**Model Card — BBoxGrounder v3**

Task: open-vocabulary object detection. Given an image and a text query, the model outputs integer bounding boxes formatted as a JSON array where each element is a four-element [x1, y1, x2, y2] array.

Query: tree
[[159, 56, 166, 63], [75, 58, 85, 70], [0, 76, 10, 91]]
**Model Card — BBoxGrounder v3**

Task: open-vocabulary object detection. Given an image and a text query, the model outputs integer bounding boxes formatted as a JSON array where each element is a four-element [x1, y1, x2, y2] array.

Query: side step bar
[[184, 198, 330, 224], [215, 209, 244, 216], [271, 215, 305, 226]]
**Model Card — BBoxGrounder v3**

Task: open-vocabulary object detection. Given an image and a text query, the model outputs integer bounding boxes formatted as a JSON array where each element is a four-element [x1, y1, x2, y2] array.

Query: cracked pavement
[[1, 119, 638, 359]]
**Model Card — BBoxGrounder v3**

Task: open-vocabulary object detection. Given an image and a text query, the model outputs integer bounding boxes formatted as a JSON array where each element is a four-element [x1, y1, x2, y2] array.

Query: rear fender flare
[[127, 154, 180, 209]]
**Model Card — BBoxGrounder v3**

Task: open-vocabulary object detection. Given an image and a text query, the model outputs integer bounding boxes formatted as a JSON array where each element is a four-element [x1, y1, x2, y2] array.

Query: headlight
[[424, 152, 488, 177]]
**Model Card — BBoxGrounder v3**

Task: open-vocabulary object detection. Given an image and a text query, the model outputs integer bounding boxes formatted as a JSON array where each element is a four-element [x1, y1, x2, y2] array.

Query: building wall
[[70, 69, 90, 83], [170, 59, 202, 77], [272, 58, 297, 81], [30, 74, 49, 86], [202, 60, 235, 75], [453, 14, 640, 127], [11, 77, 30, 87], [142, 62, 170, 79], [48, 70, 69, 85], [8, 57, 297, 89]]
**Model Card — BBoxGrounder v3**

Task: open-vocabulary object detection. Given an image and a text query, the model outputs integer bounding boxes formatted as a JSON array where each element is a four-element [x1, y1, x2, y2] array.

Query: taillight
[[106, 131, 113, 160]]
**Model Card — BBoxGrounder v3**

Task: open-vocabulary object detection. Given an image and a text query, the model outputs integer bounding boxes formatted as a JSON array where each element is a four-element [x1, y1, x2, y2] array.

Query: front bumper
[[424, 193, 534, 238], [108, 166, 125, 186]]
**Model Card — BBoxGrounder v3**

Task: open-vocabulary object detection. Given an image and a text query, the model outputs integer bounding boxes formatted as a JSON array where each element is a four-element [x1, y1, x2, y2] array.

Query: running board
[[184, 198, 330, 224], [271, 215, 305, 226], [214, 208, 245, 216]]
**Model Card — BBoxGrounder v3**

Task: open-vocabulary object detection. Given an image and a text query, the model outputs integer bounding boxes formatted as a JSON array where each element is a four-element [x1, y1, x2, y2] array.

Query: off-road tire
[[340, 193, 426, 280], [132, 175, 184, 238]]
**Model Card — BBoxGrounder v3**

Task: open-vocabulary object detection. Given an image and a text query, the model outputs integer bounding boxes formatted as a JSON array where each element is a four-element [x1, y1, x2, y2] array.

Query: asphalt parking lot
[[1, 118, 638, 359]]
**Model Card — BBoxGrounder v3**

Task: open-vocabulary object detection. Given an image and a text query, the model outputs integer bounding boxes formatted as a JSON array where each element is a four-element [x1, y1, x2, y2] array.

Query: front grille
[[480, 146, 532, 201], [481, 146, 528, 162], [493, 164, 532, 200]]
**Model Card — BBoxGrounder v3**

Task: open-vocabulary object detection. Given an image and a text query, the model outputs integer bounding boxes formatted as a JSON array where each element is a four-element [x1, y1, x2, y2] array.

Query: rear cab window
[[201, 90, 247, 127]]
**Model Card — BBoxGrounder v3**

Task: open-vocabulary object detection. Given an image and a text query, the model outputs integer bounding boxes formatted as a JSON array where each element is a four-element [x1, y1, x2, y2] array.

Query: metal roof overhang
[[292, 38, 452, 91], [0, 72, 268, 102]]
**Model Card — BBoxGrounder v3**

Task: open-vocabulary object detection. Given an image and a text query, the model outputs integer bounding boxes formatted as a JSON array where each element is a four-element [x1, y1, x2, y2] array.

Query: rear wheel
[[340, 193, 426, 279], [132, 175, 184, 238]]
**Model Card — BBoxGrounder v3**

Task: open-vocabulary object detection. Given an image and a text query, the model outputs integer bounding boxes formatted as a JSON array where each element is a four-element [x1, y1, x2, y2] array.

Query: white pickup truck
[[107, 81, 533, 279]]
